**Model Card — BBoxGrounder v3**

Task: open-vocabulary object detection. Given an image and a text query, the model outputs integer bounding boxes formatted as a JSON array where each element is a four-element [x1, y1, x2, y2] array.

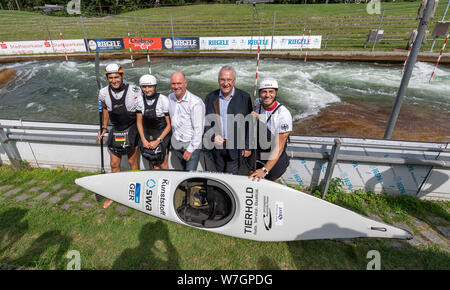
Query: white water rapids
[[0, 58, 449, 124]]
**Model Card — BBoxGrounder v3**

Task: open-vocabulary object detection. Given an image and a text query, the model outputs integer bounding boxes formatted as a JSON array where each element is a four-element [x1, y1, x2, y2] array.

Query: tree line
[[0, 0, 417, 15]]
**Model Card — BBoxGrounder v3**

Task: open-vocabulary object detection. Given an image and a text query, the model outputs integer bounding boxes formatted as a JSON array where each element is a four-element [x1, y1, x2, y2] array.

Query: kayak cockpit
[[174, 178, 235, 228]]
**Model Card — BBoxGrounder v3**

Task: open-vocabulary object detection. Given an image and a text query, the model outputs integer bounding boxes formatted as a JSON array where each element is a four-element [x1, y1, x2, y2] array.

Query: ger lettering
[[129, 183, 136, 201]]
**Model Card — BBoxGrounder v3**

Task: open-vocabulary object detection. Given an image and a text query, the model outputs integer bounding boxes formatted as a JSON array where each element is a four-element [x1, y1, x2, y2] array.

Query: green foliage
[[0, 0, 420, 16]]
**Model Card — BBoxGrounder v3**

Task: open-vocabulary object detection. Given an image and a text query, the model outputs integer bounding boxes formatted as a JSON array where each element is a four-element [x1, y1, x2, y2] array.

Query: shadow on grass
[[0, 207, 73, 269], [286, 179, 450, 269], [287, 238, 450, 270], [285, 190, 450, 270], [257, 256, 281, 270], [8, 230, 73, 269], [329, 191, 449, 231], [112, 220, 181, 270], [0, 208, 29, 257]]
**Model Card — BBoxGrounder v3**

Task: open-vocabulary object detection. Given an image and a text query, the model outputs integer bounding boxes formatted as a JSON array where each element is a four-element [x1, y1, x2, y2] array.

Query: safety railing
[[1, 123, 449, 198]]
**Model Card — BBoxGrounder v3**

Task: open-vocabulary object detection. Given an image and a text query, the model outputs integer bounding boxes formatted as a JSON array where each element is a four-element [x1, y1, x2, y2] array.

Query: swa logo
[[146, 179, 156, 189], [275, 202, 284, 226]]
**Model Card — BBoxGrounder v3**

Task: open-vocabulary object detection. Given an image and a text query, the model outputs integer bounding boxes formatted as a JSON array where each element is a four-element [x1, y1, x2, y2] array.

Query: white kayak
[[75, 170, 413, 242]]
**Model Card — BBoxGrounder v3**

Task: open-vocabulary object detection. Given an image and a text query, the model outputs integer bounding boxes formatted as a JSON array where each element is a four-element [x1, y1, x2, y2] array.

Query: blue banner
[[87, 38, 125, 51], [162, 37, 199, 50]]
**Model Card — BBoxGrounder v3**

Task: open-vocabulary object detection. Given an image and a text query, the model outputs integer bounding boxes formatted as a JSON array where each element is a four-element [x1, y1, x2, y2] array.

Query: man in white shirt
[[249, 78, 292, 182], [168, 72, 205, 171]]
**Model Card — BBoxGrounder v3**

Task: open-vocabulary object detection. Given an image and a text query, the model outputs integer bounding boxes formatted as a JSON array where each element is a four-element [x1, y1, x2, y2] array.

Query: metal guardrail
[[7, 133, 98, 145], [2, 124, 449, 155], [0, 125, 99, 133], [289, 135, 450, 153], [1, 124, 449, 197], [5, 133, 450, 167], [287, 149, 450, 167]]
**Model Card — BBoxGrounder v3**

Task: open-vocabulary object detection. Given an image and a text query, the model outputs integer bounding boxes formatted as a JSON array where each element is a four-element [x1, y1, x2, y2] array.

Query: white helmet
[[104, 63, 123, 75], [139, 74, 157, 86], [258, 78, 278, 90]]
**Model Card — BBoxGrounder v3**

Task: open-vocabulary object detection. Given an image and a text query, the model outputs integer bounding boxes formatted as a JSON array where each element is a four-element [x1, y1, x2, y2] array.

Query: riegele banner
[[87, 38, 125, 51], [199, 36, 322, 50]]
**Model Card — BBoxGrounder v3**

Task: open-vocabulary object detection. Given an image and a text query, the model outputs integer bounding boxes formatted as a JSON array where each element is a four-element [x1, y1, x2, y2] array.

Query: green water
[[1, 57, 449, 124]]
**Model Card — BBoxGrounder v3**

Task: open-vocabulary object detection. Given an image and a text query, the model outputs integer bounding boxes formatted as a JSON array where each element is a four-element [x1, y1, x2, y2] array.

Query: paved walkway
[[0, 179, 132, 217]]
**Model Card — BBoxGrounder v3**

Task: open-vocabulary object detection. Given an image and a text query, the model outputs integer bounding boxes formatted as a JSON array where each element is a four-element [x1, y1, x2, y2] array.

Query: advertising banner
[[0, 39, 87, 55], [199, 36, 322, 50], [0, 35, 321, 55], [87, 38, 125, 51], [162, 37, 199, 50], [123, 38, 162, 50], [272, 35, 322, 49], [199, 37, 260, 50]]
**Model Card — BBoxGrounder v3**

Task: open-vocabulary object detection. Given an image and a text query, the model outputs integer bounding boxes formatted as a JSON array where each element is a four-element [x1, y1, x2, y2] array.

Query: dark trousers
[[257, 151, 289, 181], [212, 148, 240, 175], [247, 150, 290, 181]]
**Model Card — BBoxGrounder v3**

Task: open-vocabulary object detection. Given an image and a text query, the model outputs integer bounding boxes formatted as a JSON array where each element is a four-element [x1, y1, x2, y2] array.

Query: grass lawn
[[0, 2, 432, 21], [0, 165, 449, 270], [121, 2, 423, 19]]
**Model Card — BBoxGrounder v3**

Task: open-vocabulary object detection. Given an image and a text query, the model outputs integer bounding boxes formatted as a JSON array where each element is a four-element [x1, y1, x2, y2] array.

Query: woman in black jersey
[[136, 74, 172, 170]]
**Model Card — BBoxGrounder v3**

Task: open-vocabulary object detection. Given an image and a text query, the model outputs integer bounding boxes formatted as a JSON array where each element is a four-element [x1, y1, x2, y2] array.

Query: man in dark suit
[[204, 66, 253, 174]]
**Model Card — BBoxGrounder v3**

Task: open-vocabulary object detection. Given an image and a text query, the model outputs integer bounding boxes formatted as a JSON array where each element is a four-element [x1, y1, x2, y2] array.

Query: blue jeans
[[172, 148, 201, 171]]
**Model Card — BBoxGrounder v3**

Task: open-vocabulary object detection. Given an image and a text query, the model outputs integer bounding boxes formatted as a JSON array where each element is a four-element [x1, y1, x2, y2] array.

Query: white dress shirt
[[219, 87, 235, 139], [168, 90, 205, 152]]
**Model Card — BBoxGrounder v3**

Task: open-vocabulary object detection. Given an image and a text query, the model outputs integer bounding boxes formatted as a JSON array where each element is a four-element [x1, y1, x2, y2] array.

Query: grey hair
[[218, 65, 236, 80]]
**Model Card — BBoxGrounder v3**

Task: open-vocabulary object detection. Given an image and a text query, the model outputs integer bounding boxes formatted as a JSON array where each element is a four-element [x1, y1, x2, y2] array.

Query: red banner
[[123, 38, 162, 50]]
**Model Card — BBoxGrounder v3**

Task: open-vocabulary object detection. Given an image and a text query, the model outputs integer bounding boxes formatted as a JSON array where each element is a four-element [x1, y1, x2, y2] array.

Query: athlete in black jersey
[[249, 78, 293, 182], [97, 63, 140, 208], [136, 74, 172, 170]]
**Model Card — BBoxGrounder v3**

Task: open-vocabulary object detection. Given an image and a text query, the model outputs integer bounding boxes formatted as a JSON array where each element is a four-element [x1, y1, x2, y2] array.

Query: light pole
[[383, 0, 436, 140]]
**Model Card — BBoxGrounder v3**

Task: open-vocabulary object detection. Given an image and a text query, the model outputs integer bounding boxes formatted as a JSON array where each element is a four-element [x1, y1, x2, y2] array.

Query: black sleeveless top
[[141, 93, 167, 141], [108, 84, 136, 131]]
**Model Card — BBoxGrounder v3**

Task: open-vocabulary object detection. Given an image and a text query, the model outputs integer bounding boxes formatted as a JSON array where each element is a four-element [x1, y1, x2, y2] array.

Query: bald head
[[171, 72, 188, 100]]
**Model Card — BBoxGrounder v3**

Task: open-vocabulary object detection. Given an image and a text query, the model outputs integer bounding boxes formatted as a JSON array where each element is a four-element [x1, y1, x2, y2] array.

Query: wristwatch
[[157, 137, 162, 142], [261, 167, 269, 175]]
